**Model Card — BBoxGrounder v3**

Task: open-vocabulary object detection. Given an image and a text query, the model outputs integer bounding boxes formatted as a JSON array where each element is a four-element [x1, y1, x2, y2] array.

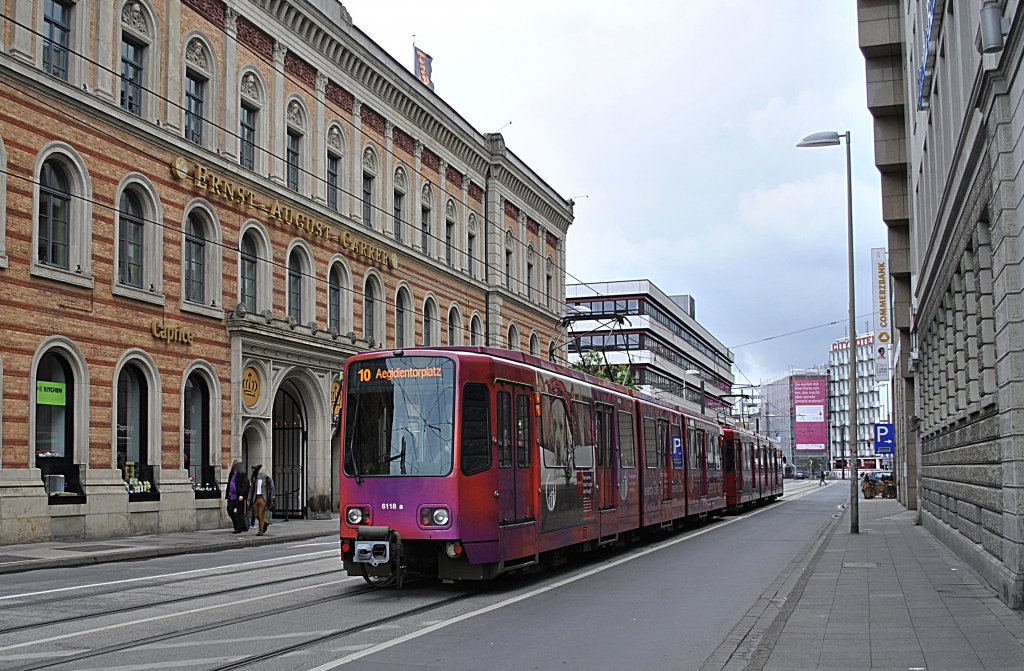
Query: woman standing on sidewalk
[[225, 461, 250, 533]]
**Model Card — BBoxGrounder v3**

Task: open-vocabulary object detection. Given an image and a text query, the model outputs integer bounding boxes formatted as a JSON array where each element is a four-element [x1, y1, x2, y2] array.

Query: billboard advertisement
[[793, 377, 827, 452], [872, 247, 891, 377]]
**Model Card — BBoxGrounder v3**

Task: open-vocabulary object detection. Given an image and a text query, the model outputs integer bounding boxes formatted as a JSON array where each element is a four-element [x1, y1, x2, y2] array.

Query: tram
[[338, 346, 783, 585]]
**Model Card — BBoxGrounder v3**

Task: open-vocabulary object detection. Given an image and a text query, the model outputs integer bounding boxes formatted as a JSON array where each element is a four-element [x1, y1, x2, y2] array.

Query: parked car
[[794, 471, 809, 480]]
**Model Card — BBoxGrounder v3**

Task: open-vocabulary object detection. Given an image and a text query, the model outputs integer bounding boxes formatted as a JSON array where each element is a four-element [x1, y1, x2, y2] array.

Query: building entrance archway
[[273, 380, 307, 519]]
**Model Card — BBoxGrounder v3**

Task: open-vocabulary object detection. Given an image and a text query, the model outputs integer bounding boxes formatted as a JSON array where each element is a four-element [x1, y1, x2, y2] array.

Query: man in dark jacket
[[249, 464, 276, 535]]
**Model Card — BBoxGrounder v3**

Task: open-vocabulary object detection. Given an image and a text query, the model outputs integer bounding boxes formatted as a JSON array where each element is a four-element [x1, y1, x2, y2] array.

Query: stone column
[[94, 0, 116, 99], [383, 121, 394, 235], [313, 72, 327, 203], [270, 41, 287, 184], [413, 139, 423, 249], [222, 8, 239, 160], [10, 0, 35, 61], [163, 0, 183, 131]]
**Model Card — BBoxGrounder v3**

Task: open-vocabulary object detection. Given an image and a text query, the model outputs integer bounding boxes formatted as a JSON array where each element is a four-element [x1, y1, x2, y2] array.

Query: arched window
[[507, 324, 520, 351], [326, 124, 344, 211], [505, 229, 515, 290], [287, 249, 303, 321], [35, 349, 85, 499], [240, 233, 258, 313], [470, 315, 483, 346], [361, 147, 377, 228], [420, 184, 432, 254], [392, 166, 407, 242], [466, 214, 477, 278], [328, 265, 343, 332], [285, 99, 307, 192], [395, 288, 411, 348], [364, 279, 377, 343], [530, 333, 540, 356], [184, 213, 206, 304], [448, 307, 462, 346], [38, 160, 70, 270], [445, 200, 457, 266], [117, 363, 154, 497], [423, 298, 437, 346], [184, 371, 215, 494], [119, 1, 158, 120], [118, 190, 144, 288], [184, 37, 214, 147], [239, 70, 266, 172]]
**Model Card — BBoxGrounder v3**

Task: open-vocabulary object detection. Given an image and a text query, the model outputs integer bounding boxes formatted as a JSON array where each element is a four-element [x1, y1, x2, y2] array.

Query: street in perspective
[[2, 1, 1024, 670]]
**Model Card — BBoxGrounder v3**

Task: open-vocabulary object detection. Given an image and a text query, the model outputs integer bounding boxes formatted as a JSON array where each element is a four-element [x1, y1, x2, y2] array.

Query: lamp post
[[797, 130, 859, 534]]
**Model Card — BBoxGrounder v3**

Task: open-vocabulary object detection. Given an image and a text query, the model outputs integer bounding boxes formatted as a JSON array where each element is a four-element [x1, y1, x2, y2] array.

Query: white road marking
[[0, 550, 336, 601], [308, 491, 829, 670], [0, 577, 356, 653], [290, 542, 340, 548]]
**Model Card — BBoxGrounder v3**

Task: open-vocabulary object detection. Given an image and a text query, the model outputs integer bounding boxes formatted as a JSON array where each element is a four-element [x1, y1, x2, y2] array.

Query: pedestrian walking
[[249, 464, 276, 536], [225, 461, 250, 533], [819, 471, 827, 486]]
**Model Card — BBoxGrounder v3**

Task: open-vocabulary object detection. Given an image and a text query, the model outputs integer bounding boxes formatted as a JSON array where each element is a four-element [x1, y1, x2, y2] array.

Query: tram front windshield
[[344, 356, 455, 477]]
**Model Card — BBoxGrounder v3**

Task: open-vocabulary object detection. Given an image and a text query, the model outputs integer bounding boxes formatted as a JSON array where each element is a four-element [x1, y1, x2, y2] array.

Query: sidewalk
[[0, 515, 339, 575], [708, 497, 1024, 670]]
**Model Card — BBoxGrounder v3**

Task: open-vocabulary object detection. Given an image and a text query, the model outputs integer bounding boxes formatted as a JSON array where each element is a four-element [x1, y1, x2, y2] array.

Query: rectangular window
[[420, 206, 430, 253], [239, 105, 257, 170], [185, 74, 204, 145], [545, 275, 552, 307], [505, 249, 513, 288], [618, 410, 635, 468], [497, 391, 512, 468], [327, 154, 340, 211], [467, 232, 476, 278], [286, 131, 300, 191], [43, 0, 71, 81], [572, 401, 594, 468], [119, 213, 144, 288], [445, 220, 454, 265], [527, 263, 534, 301], [184, 237, 204, 303], [288, 265, 301, 320], [540, 394, 570, 468], [516, 393, 531, 468], [644, 417, 658, 468], [362, 174, 373, 226], [392, 191, 403, 241], [120, 38, 143, 115], [240, 254, 256, 313], [461, 383, 491, 475]]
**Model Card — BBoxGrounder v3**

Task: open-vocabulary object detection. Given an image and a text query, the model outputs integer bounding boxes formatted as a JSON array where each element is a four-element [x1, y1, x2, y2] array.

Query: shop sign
[[36, 381, 66, 406], [151, 320, 194, 345], [171, 158, 399, 271], [242, 366, 262, 408]]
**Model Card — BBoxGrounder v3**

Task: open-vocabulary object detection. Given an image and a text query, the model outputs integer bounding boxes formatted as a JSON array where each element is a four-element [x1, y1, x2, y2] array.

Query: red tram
[[338, 347, 782, 584]]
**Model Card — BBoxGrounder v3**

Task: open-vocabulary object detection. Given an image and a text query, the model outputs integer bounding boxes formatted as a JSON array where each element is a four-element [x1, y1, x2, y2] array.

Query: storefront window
[[35, 351, 85, 502], [118, 364, 157, 500], [184, 372, 218, 497]]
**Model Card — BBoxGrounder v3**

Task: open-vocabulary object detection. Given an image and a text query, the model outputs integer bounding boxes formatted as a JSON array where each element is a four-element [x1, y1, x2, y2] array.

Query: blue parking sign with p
[[874, 423, 895, 454]]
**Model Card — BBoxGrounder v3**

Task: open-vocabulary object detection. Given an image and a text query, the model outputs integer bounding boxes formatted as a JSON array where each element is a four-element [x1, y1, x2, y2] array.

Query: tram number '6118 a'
[[381, 503, 403, 510]]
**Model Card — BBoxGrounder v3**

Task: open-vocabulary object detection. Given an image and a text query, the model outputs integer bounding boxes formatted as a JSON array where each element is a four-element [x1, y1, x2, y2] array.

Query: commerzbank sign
[[171, 158, 399, 270]]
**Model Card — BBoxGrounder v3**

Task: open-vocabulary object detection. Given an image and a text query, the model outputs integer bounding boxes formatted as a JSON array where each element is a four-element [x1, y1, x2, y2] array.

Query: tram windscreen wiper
[[347, 394, 363, 485]]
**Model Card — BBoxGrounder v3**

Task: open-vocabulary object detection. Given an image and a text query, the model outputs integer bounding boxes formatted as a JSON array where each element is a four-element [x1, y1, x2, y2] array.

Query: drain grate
[[842, 562, 878, 568]]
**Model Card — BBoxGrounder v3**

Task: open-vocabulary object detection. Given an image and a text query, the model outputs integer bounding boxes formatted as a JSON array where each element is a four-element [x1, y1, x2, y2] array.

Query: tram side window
[[571, 401, 594, 469], [461, 383, 491, 475], [643, 417, 657, 468], [515, 393, 531, 468], [497, 391, 512, 468], [688, 427, 699, 470], [539, 394, 570, 468], [618, 410, 635, 468], [596, 404, 613, 467]]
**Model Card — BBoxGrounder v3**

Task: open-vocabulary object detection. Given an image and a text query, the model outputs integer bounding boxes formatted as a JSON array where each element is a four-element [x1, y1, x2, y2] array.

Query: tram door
[[496, 384, 533, 524], [595, 404, 617, 511], [659, 419, 671, 502], [273, 384, 307, 519]]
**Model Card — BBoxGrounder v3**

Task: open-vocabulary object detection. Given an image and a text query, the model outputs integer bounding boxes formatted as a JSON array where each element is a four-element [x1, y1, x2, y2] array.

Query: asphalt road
[[0, 482, 844, 671]]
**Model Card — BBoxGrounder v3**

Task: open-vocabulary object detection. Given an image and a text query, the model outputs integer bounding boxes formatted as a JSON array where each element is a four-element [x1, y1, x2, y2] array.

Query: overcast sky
[[341, 0, 886, 386]]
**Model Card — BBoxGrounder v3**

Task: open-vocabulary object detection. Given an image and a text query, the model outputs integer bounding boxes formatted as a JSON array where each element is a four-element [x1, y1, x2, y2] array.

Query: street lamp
[[797, 130, 859, 534]]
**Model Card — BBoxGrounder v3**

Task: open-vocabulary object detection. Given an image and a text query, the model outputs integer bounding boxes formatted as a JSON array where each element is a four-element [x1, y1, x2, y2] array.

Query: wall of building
[[0, 0, 573, 541]]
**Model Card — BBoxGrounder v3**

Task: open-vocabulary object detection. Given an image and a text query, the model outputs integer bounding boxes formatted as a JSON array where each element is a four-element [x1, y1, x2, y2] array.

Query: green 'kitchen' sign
[[36, 381, 66, 406]]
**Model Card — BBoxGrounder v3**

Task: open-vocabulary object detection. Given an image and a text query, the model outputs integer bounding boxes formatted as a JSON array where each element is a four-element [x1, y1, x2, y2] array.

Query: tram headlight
[[418, 506, 451, 527], [346, 506, 369, 525]]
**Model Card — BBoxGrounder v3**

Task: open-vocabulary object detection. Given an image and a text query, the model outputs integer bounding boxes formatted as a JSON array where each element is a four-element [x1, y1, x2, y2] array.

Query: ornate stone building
[[0, 0, 573, 541], [857, 0, 1024, 608]]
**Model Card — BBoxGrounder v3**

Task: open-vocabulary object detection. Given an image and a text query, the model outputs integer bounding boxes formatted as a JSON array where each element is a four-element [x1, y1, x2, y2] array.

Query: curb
[[0, 527, 337, 575]]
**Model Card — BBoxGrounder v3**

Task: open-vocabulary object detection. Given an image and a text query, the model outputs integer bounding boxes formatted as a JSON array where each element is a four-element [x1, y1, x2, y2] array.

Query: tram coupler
[[350, 526, 403, 585]]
